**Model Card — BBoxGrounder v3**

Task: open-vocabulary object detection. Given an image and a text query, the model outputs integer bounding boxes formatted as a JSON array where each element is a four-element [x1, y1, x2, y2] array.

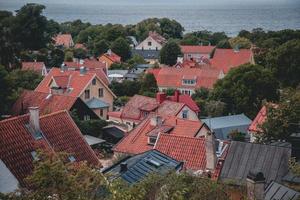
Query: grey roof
[[127, 36, 138, 46], [102, 150, 183, 184], [265, 181, 299, 200], [0, 160, 19, 194], [102, 125, 125, 139], [132, 49, 160, 59], [282, 171, 300, 184], [108, 70, 128, 76], [220, 141, 291, 185], [135, 64, 154, 69], [202, 114, 252, 140], [86, 97, 110, 109], [84, 135, 105, 146]]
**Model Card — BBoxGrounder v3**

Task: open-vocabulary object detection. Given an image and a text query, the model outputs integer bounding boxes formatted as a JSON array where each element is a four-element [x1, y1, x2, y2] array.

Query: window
[[148, 41, 152, 46], [148, 136, 157, 146], [84, 89, 90, 99], [98, 88, 104, 97], [100, 109, 103, 117], [143, 111, 149, 117], [68, 155, 76, 162], [182, 79, 196, 85], [92, 78, 96, 85], [182, 110, 189, 119], [84, 115, 90, 121]]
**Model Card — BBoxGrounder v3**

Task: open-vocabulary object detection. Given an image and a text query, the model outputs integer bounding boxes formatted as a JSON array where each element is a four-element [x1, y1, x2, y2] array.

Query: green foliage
[[135, 18, 184, 40], [110, 80, 141, 97], [48, 48, 64, 67], [210, 64, 279, 118], [289, 157, 300, 176], [259, 89, 300, 142], [182, 31, 228, 46], [265, 39, 300, 87], [127, 55, 147, 66], [216, 39, 232, 49], [228, 130, 246, 141], [180, 33, 200, 45], [228, 37, 251, 49], [73, 48, 88, 59], [139, 73, 158, 94], [110, 37, 131, 61], [165, 88, 176, 96], [93, 39, 109, 57], [192, 87, 210, 100], [204, 100, 228, 117], [78, 119, 108, 138], [114, 96, 130, 107], [160, 40, 182, 66], [0, 66, 10, 115], [60, 19, 91, 39], [64, 50, 74, 61]]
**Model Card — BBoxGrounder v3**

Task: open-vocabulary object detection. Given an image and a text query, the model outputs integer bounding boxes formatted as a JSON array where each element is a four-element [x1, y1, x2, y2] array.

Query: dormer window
[[148, 136, 157, 146], [182, 79, 196, 85]]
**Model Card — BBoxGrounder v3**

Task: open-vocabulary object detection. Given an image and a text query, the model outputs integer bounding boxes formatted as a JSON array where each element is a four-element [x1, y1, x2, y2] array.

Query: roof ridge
[[160, 133, 205, 141]]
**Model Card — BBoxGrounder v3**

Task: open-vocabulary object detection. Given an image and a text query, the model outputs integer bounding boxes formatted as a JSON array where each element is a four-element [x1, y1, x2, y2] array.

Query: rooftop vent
[[120, 162, 128, 172]]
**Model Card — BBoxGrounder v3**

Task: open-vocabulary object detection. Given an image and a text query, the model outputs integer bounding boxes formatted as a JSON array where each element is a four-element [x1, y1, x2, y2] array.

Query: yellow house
[[35, 67, 116, 120], [98, 49, 121, 68]]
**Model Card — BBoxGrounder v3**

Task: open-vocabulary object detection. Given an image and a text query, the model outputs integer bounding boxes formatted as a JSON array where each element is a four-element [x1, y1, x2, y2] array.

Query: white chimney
[[107, 49, 112, 55], [29, 107, 40, 132], [205, 131, 217, 171], [150, 116, 162, 126]]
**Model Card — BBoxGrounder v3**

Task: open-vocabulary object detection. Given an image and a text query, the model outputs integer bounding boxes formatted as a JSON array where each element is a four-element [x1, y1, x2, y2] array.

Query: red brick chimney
[[156, 92, 166, 104], [174, 90, 180, 102]]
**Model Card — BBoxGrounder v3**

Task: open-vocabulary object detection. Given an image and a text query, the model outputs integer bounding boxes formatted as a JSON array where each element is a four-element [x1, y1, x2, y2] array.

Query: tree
[[140, 73, 158, 94], [73, 48, 87, 59], [210, 64, 279, 118], [160, 40, 181, 66], [48, 48, 64, 67], [259, 89, 300, 142], [64, 51, 74, 62], [93, 39, 109, 57], [110, 37, 131, 61], [110, 80, 141, 97], [228, 130, 246, 141], [60, 19, 91, 39], [0, 65, 10, 115], [77, 119, 108, 138], [228, 37, 251, 49], [180, 34, 199, 45], [265, 39, 300, 87], [216, 39, 232, 49], [12, 4, 49, 50]]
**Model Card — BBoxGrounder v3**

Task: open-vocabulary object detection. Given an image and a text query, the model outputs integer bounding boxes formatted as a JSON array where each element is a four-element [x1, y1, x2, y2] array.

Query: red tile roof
[[154, 134, 206, 171], [74, 43, 86, 50], [21, 62, 45, 74], [210, 48, 253, 73], [11, 90, 77, 116], [53, 34, 73, 47], [248, 104, 277, 133], [35, 68, 113, 98], [168, 93, 200, 113], [148, 31, 166, 45], [113, 115, 203, 154], [0, 110, 100, 187], [99, 50, 121, 63], [181, 45, 215, 54], [151, 67, 222, 90]]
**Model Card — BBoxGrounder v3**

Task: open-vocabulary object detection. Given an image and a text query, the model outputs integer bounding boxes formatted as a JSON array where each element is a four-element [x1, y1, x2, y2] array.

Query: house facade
[[180, 45, 216, 61], [98, 49, 121, 68], [53, 34, 74, 48], [35, 68, 116, 120], [135, 31, 166, 51]]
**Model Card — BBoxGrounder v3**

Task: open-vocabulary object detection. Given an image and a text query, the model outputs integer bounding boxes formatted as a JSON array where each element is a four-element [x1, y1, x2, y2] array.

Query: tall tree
[[210, 64, 279, 118], [0, 65, 10, 115], [139, 73, 158, 95], [110, 37, 131, 61], [265, 39, 300, 87], [160, 40, 181, 66]]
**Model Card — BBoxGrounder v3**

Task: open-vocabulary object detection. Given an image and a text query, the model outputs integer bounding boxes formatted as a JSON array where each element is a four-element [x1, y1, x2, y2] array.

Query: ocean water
[[0, 0, 300, 36]]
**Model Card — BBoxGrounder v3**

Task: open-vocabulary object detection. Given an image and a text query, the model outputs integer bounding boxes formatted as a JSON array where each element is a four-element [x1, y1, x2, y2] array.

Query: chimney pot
[[156, 92, 166, 104], [246, 171, 266, 200], [29, 107, 40, 132], [120, 162, 127, 172]]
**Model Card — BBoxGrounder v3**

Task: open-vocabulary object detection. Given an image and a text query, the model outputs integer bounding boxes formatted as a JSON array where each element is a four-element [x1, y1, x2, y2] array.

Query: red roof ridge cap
[[160, 133, 205, 140]]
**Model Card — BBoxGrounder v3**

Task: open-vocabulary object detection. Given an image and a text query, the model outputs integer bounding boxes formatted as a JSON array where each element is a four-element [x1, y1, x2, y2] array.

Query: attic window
[[145, 158, 162, 168], [148, 136, 157, 146], [92, 78, 96, 85], [148, 41, 152, 46], [68, 155, 76, 162], [182, 79, 196, 85], [182, 110, 189, 119]]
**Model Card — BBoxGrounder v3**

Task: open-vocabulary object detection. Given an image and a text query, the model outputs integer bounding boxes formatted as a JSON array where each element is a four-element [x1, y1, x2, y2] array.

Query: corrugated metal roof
[[220, 141, 291, 185], [131, 49, 160, 59], [102, 150, 182, 184], [202, 114, 252, 140], [0, 160, 19, 194], [265, 181, 299, 200], [86, 97, 110, 109]]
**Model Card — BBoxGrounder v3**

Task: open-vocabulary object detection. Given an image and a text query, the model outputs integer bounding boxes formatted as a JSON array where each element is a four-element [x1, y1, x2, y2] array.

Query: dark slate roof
[[282, 171, 300, 184], [102, 126, 124, 139], [265, 181, 299, 200], [220, 141, 291, 185], [102, 150, 183, 184], [132, 49, 160, 59], [86, 97, 110, 109]]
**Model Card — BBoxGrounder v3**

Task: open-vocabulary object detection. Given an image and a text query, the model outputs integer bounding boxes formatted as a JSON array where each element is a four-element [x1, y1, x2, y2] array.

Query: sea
[[0, 0, 300, 36]]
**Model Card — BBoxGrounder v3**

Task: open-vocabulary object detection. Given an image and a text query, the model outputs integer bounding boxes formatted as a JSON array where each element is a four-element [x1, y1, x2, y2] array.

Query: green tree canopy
[[110, 37, 131, 61], [210, 64, 279, 118], [160, 40, 181, 66], [265, 39, 300, 88], [228, 37, 251, 49], [93, 39, 109, 57], [139, 73, 158, 94]]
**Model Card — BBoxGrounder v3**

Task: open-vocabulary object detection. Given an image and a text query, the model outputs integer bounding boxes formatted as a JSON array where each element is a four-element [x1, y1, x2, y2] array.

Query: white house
[[135, 31, 166, 51]]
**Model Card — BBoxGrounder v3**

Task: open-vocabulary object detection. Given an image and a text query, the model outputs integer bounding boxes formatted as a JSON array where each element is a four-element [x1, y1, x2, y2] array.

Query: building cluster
[[1, 31, 299, 200]]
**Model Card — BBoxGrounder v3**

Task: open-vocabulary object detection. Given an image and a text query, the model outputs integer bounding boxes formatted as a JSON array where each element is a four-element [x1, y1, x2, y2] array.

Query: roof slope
[[220, 141, 291, 184], [155, 134, 206, 171], [21, 62, 45, 73], [53, 34, 73, 47], [103, 149, 182, 184], [211, 49, 253, 73], [12, 90, 77, 116], [180, 45, 215, 54], [0, 111, 100, 187], [265, 181, 299, 200]]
